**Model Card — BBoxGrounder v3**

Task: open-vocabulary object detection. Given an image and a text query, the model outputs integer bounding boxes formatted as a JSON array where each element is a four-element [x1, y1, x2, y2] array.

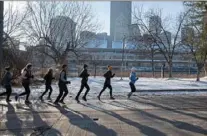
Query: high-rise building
[[149, 15, 162, 35], [129, 24, 141, 37], [110, 1, 131, 42], [49, 16, 76, 48]]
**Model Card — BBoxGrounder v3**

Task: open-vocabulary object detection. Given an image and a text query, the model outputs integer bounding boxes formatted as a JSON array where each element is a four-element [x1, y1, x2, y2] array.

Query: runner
[[75, 64, 90, 103], [97, 65, 115, 100], [39, 68, 55, 101], [15, 63, 34, 104], [0, 66, 13, 102], [128, 67, 138, 98], [54, 64, 70, 105]]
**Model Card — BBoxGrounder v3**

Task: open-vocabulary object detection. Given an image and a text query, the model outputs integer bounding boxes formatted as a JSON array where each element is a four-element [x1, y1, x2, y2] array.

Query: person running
[[54, 64, 70, 105], [0, 66, 13, 102], [39, 68, 55, 101], [15, 63, 34, 104], [127, 67, 139, 99], [97, 65, 115, 100], [75, 64, 90, 103]]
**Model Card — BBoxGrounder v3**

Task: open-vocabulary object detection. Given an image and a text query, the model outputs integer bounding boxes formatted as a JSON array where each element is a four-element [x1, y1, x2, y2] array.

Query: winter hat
[[26, 63, 32, 69], [131, 67, 136, 72], [5, 66, 10, 71], [84, 64, 88, 68]]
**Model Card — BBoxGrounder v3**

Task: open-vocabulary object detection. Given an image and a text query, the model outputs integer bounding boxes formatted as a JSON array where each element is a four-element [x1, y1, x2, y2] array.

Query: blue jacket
[[129, 72, 138, 84]]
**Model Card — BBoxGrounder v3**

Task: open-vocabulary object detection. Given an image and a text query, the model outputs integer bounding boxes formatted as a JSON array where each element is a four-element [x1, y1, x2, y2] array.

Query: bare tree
[[1, 2, 30, 75], [182, 6, 207, 81], [133, 6, 190, 78], [21, 1, 99, 66]]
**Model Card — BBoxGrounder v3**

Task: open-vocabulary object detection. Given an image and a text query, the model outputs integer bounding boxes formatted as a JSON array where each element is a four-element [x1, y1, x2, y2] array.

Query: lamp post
[[120, 35, 126, 80], [0, 1, 3, 78]]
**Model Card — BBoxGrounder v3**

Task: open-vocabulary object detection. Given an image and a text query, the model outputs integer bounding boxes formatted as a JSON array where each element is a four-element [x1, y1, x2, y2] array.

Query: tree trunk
[[196, 63, 203, 81], [168, 60, 173, 78], [151, 51, 155, 77], [196, 69, 200, 81], [0, 1, 4, 79], [94, 64, 96, 78]]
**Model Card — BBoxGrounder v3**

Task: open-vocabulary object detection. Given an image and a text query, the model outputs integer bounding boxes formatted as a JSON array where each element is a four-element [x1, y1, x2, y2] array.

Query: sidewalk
[[0, 95, 207, 136]]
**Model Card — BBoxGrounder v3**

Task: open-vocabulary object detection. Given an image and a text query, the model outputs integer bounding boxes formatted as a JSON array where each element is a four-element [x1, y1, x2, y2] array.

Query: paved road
[[0, 93, 207, 136]]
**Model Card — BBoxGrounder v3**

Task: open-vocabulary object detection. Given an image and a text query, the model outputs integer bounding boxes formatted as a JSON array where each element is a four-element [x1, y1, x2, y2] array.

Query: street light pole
[[0, 1, 3, 78], [121, 35, 125, 80]]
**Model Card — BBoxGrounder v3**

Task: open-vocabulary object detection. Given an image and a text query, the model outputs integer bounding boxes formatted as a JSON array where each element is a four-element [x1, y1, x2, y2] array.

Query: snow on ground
[[1, 77, 207, 98]]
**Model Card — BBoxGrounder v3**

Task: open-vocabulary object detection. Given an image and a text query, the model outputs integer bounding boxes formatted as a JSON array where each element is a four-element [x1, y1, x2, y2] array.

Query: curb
[[137, 89, 207, 92]]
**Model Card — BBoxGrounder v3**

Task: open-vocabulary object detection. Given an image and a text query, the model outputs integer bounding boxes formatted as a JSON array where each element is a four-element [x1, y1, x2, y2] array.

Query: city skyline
[[4, 1, 184, 35]]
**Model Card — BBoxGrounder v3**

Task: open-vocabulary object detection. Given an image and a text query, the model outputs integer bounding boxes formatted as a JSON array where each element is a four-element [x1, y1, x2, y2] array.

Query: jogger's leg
[[76, 84, 84, 99], [25, 85, 31, 101], [6, 86, 12, 101], [55, 85, 63, 103], [40, 85, 49, 98], [83, 83, 90, 97], [98, 85, 107, 97], [48, 85, 53, 98], [60, 85, 68, 102]]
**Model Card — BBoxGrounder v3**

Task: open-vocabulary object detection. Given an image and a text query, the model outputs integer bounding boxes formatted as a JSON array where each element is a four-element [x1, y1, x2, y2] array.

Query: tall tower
[[110, 1, 131, 44]]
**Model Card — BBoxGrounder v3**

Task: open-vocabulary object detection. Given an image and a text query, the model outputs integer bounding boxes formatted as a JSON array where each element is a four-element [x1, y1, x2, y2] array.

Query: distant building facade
[[110, 1, 131, 42]]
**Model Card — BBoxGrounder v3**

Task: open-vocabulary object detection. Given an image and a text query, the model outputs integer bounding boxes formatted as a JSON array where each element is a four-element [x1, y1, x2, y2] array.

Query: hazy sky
[[89, 1, 184, 34], [4, 1, 184, 35]]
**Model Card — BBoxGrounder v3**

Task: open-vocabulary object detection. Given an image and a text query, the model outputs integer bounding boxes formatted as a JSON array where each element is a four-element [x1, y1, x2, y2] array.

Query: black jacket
[[1, 71, 12, 87], [22, 69, 33, 84], [44, 73, 54, 85], [103, 70, 115, 85], [79, 69, 90, 83]]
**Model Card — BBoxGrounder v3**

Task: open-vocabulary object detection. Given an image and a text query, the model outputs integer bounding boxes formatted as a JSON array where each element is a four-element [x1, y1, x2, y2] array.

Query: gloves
[[113, 73, 115, 76], [66, 81, 71, 84], [31, 75, 34, 79], [136, 77, 139, 80]]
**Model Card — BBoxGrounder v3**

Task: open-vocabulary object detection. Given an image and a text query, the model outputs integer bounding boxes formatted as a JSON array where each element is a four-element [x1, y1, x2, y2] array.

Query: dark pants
[[19, 83, 31, 101], [0, 85, 12, 101], [129, 82, 136, 92], [128, 82, 136, 98], [99, 84, 113, 97], [55, 84, 68, 102], [41, 85, 53, 98], [76, 82, 90, 99]]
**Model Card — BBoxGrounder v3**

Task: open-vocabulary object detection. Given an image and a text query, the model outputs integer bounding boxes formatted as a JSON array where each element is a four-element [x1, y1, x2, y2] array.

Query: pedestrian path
[[0, 95, 207, 136]]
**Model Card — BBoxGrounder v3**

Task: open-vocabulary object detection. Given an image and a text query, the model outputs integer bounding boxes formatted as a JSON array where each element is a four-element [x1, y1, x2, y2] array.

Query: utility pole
[[0, 1, 4, 78], [120, 35, 125, 80]]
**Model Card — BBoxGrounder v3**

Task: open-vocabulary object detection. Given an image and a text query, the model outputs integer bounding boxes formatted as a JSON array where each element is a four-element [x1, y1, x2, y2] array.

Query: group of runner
[[0, 63, 138, 105]]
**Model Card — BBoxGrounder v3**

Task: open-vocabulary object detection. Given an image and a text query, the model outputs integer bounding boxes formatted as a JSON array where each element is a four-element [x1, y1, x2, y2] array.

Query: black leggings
[[55, 84, 68, 102], [129, 82, 136, 92], [76, 82, 90, 98], [19, 83, 31, 101], [0, 85, 12, 100], [99, 84, 113, 97], [41, 85, 53, 98]]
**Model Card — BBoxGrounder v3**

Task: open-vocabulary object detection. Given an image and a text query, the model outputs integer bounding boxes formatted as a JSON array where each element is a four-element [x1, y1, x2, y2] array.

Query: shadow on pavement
[[83, 103, 167, 136], [0, 103, 24, 136], [47, 103, 117, 136], [130, 97, 207, 121], [17, 102, 62, 136], [110, 100, 207, 135]]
